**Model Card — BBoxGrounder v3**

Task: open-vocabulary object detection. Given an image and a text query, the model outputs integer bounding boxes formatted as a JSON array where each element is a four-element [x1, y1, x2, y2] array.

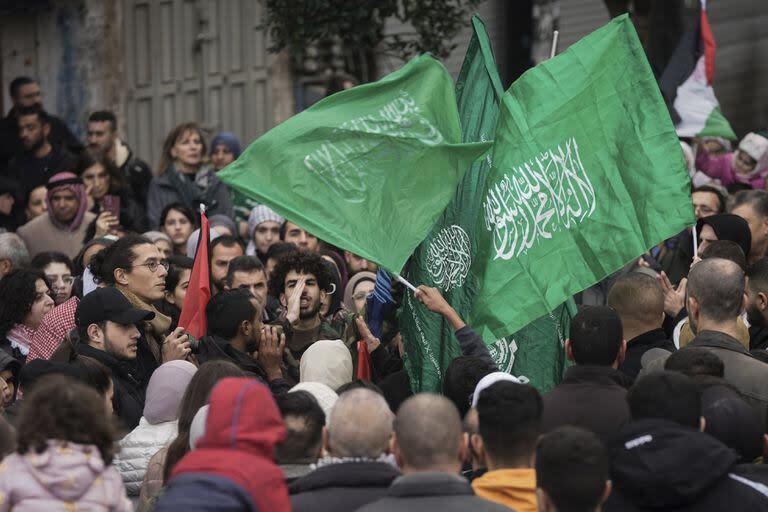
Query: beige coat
[[17, 212, 96, 259]]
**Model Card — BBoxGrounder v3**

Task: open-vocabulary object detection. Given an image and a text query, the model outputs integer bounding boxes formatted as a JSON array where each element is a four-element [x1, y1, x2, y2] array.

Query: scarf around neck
[[7, 323, 36, 356], [166, 164, 220, 214], [118, 288, 171, 361]]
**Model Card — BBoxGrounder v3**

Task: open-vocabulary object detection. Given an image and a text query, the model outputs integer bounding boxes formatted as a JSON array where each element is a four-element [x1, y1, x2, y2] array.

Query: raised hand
[[163, 327, 192, 361], [285, 275, 307, 324], [258, 325, 286, 380], [355, 315, 381, 354], [658, 271, 687, 318]]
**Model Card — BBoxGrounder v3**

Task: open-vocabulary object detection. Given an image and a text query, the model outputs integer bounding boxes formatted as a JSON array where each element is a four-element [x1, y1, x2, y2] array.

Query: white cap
[[471, 372, 522, 408], [738, 132, 768, 163]]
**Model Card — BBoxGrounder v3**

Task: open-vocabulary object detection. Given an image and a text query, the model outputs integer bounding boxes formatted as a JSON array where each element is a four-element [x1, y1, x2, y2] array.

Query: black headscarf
[[696, 214, 752, 260]]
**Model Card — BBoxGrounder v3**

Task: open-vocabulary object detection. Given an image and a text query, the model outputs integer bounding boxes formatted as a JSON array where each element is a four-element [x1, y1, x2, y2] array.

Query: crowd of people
[[0, 73, 768, 512]]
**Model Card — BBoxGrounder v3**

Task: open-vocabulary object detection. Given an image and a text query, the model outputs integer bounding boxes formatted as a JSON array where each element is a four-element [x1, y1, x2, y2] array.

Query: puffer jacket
[[0, 440, 131, 512], [115, 418, 178, 495], [113, 360, 196, 495]]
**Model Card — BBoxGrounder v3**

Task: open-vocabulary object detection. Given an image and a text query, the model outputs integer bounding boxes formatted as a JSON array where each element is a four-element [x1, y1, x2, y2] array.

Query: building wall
[[377, 0, 512, 82], [0, 0, 289, 167], [0, 0, 115, 140], [556, 0, 768, 137]]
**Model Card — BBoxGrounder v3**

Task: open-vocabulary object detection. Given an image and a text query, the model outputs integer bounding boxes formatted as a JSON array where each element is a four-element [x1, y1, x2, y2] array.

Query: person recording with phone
[[78, 151, 147, 237]]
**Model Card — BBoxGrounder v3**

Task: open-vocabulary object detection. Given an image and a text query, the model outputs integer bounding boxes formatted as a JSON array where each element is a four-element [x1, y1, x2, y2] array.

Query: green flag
[[470, 14, 695, 341], [218, 55, 490, 273], [400, 16, 575, 394]]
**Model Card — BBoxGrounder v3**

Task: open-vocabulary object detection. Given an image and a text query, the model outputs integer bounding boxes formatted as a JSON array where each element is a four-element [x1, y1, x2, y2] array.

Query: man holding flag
[[220, 14, 693, 401]]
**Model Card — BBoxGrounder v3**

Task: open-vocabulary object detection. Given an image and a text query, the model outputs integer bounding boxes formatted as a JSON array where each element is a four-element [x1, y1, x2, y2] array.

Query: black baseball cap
[[76, 287, 155, 327]]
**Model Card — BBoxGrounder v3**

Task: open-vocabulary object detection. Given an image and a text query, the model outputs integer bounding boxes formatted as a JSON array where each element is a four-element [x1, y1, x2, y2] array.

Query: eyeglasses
[[46, 275, 75, 286], [130, 259, 170, 273], [352, 291, 373, 301]]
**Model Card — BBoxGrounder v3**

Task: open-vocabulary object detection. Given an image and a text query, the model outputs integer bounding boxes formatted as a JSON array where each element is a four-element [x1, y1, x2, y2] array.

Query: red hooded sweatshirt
[[170, 378, 290, 512]]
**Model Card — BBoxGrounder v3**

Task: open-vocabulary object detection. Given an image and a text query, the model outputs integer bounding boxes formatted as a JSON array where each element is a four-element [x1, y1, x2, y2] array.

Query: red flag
[[357, 341, 372, 381], [178, 210, 211, 340], [700, 0, 716, 85]]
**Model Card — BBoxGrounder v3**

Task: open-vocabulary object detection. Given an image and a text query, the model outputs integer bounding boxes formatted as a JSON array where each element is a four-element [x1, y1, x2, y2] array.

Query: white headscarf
[[299, 339, 353, 391], [290, 382, 339, 419]]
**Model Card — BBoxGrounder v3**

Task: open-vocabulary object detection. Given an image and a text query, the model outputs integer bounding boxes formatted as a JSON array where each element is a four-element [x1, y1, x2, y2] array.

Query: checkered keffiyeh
[[27, 296, 79, 362]]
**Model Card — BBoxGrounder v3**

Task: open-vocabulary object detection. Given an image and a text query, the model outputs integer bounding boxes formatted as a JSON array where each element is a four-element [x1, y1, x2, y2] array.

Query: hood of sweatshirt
[[611, 418, 738, 508], [22, 441, 108, 501]]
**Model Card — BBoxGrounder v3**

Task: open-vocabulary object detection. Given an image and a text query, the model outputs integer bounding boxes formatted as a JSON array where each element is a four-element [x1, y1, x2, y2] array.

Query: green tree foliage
[[262, 0, 485, 80]]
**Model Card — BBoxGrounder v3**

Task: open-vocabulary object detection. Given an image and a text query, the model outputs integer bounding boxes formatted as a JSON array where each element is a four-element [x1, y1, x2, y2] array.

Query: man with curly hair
[[268, 250, 340, 382]]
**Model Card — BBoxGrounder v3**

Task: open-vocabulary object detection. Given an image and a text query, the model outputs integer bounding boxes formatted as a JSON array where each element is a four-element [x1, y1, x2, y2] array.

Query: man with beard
[[683, 258, 768, 413], [5, 106, 79, 197], [86, 110, 152, 208], [75, 286, 157, 429], [268, 250, 340, 382], [746, 258, 768, 350], [0, 77, 82, 173], [225, 255, 281, 322], [197, 288, 289, 394], [730, 190, 768, 265], [209, 235, 244, 294]]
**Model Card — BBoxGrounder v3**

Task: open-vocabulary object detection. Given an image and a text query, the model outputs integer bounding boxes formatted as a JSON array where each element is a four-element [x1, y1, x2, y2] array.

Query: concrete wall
[[0, 0, 121, 140], [556, 0, 768, 137]]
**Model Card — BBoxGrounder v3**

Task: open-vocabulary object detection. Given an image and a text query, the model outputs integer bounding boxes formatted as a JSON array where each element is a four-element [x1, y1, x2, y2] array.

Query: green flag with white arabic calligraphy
[[470, 14, 694, 341], [399, 16, 575, 394], [218, 55, 490, 274]]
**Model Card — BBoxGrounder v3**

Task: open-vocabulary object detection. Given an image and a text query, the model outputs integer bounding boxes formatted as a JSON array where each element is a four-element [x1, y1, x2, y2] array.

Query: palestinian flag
[[660, 0, 736, 140]]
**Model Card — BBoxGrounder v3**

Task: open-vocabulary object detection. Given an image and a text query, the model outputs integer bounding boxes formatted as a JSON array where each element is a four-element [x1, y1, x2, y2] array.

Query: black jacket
[[660, 229, 694, 286], [196, 334, 290, 395], [542, 365, 631, 447], [0, 109, 83, 174], [77, 343, 146, 431], [750, 326, 768, 351], [83, 189, 148, 239], [620, 328, 676, 381], [356, 472, 512, 512], [290, 461, 400, 512], [5, 143, 80, 197], [606, 418, 768, 511], [118, 147, 152, 209]]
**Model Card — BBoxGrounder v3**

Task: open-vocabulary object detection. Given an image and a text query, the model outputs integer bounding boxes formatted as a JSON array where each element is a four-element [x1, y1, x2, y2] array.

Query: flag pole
[[392, 272, 418, 293], [550, 30, 560, 59], [692, 223, 698, 257]]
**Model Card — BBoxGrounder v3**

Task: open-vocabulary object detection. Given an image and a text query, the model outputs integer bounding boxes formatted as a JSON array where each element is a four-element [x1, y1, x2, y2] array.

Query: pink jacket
[[0, 441, 132, 512], [696, 150, 768, 189]]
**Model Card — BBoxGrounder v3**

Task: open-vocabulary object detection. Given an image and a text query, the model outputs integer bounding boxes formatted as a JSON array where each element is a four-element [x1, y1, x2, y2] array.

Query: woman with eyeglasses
[[30, 251, 76, 305], [342, 271, 377, 314], [89, 234, 192, 370], [0, 268, 55, 364]]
